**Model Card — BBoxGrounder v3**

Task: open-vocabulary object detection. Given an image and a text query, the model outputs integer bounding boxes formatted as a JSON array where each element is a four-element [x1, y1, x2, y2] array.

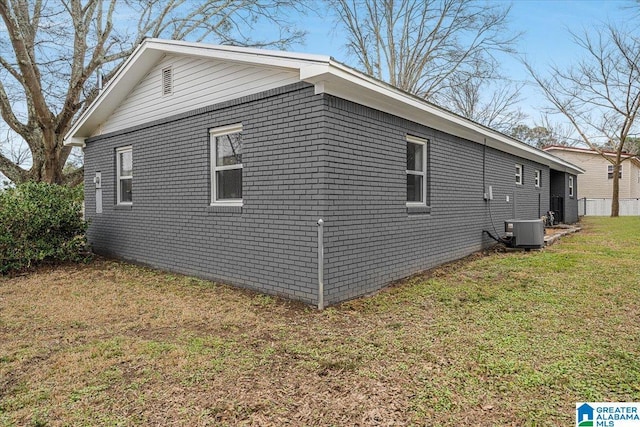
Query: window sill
[[407, 205, 431, 215], [114, 204, 132, 210], [207, 205, 242, 214]]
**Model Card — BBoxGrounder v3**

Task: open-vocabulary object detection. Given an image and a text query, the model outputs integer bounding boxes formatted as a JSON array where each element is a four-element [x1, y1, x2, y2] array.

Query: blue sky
[[287, 0, 633, 125]]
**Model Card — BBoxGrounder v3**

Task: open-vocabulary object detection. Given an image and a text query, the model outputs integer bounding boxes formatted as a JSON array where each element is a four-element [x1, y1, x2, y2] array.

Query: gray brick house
[[65, 39, 583, 307]]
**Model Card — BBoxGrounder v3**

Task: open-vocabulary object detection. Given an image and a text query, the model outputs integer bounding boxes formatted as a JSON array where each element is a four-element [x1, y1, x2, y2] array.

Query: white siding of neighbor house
[[546, 149, 640, 199], [94, 53, 300, 137], [631, 164, 640, 198]]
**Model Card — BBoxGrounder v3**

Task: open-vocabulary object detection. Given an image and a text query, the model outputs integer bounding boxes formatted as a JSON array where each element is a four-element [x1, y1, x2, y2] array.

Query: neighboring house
[[64, 39, 583, 306], [544, 145, 640, 199]]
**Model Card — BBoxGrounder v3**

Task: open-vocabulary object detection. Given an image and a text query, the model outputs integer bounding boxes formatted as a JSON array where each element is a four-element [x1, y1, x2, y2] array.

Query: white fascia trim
[[63, 40, 158, 147], [64, 40, 331, 147], [65, 136, 86, 148], [147, 38, 331, 68], [303, 60, 584, 176]]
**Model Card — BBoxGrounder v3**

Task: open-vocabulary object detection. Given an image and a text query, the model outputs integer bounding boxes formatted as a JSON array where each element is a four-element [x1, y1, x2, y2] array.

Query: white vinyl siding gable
[[97, 54, 300, 136]]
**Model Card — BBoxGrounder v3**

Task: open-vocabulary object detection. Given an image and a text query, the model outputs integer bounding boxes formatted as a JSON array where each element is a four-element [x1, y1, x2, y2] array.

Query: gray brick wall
[[84, 82, 557, 306], [84, 83, 326, 304], [321, 95, 550, 304]]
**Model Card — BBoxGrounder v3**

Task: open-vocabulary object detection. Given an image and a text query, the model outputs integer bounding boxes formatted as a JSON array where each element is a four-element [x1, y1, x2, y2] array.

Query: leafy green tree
[[509, 124, 561, 148]]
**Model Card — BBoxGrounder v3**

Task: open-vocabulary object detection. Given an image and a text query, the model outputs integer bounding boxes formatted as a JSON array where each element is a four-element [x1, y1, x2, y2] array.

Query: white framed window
[[116, 146, 133, 205], [534, 169, 541, 188], [569, 175, 574, 197], [211, 124, 243, 206], [406, 135, 428, 206], [515, 164, 523, 185], [607, 164, 622, 179]]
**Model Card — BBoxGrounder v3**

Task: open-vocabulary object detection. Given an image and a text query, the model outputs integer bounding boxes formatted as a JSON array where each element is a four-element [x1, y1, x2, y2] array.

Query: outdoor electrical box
[[504, 219, 544, 249], [484, 185, 493, 200], [93, 172, 101, 188], [94, 172, 103, 214]]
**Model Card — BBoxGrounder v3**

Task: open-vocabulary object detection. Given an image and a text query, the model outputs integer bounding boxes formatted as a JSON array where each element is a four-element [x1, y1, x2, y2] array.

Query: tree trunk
[[611, 162, 620, 217], [41, 127, 65, 185]]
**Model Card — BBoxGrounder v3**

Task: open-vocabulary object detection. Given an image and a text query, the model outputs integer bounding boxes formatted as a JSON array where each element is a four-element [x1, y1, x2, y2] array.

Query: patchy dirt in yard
[[1, 217, 639, 426]]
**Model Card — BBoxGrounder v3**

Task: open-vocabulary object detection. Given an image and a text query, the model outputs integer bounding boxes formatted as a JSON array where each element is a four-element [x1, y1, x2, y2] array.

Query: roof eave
[[302, 61, 585, 175], [64, 39, 332, 147], [65, 39, 584, 176], [63, 40, 163, 146]]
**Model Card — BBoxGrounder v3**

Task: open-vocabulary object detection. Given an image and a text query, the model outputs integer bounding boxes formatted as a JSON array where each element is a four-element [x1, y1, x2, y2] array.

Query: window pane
[[216, 133, 242, 166], [217, 169, 242, 200], [120, 178, 132, 203], [407, 142, 423, 171], [407, 174, 423, 202], [120, 150, 132, 176]]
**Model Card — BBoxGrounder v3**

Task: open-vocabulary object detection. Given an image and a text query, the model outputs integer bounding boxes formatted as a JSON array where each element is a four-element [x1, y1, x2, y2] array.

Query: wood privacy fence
[[579, 198, 640, 216]]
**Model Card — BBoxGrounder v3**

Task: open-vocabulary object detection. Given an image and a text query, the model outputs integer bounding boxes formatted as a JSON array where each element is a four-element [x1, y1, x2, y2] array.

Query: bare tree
[[524, 23, 640, 217], [0, 129, 29, 167], [435, 74, 526, 131], [0, 0, 305, 185], [328, 0, 518, 101]]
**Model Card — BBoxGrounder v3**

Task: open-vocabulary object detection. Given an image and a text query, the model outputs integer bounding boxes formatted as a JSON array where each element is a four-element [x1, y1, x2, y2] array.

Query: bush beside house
[[0, 182, 88, 273]]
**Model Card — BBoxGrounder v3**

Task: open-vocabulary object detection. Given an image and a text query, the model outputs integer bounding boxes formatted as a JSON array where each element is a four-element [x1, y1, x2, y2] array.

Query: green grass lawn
[[1, 217, 639, 426]]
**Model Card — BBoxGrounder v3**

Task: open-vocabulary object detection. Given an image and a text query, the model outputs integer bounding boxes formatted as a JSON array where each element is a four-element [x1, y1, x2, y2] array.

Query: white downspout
[[317, 218, 324, 310]]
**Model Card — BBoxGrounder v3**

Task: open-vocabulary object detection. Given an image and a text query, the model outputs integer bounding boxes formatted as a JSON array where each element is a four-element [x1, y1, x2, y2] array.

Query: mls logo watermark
[[576, 402, 640, 427]]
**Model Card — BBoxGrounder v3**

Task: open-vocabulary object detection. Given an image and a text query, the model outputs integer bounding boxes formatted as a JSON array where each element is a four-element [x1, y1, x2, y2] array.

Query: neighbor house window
[[116, 146, 133, 204], [211, 124, 243, 205], [515, 164, 523, 185], [534, 169, 541, 188], [569, 176, 574, 197], [607, 164, 622, 179], [406, 135, 428, 206]]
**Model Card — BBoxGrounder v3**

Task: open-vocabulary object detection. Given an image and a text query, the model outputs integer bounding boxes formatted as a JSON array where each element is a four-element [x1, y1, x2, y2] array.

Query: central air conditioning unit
[[504, 219, 545, 249]]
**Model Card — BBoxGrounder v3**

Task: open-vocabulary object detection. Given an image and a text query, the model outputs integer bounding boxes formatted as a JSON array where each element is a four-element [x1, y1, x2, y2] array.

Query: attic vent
[[162, 66, 172, 95]]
